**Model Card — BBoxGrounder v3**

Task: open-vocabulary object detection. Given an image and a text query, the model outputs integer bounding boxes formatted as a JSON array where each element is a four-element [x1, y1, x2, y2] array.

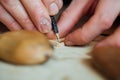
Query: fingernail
[[40, 17, 51, 33], [65, 41, 74, 46], [49, 2, 59, 15]]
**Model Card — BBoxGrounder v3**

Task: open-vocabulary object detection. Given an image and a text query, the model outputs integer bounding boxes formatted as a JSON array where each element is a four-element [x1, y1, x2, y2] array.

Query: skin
[[0, 0, 120, 47], [0, 0, 63, 33], [53, 1, 119, 78], [48, 0, 120, 48], [0, 30, 53, 65], [0, 1, 119, 76]]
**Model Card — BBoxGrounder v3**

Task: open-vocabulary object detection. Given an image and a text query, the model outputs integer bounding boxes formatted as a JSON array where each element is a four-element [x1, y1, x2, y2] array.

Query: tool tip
[[56, 33, 60, 42]]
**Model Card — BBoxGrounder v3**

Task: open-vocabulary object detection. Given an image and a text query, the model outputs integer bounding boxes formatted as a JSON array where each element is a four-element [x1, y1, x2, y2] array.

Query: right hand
[[48, 0, 120, 48], [0, 0, 63, 33]]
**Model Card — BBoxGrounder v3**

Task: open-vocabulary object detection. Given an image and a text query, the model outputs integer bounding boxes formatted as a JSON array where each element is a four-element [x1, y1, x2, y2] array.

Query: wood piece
[[91, 46, 120, 79], [0, 30, 53, 65]]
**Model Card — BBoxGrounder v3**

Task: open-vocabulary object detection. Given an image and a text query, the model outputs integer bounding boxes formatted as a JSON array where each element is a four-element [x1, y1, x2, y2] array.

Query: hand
[[0, 0, 63, 33], [48, 0, 120, 47]]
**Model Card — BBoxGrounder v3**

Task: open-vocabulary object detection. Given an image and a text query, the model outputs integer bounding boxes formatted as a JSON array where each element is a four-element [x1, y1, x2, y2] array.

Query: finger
[[0, 0, 35, 30], [42, 0, 63, 15], [65, 0, 120, 46], [21, 0, 52, 33], [96, 25, 120, 48], [46, 31, 56, 39], [0, 4, 22, 31], [57, 0, 94, 37], [47, 0, 94, 39]]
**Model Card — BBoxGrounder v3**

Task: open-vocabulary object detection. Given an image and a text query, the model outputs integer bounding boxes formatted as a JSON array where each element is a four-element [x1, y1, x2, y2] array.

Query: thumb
[[57, 0, 93, 37]]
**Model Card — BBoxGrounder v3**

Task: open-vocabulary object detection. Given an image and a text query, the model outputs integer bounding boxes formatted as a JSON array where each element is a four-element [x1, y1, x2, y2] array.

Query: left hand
[[0, 0, 63, 33]]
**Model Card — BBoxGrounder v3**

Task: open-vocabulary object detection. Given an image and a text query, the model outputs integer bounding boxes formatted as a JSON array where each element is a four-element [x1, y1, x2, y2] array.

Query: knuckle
[[22, 17, 31, 24], [9, 21, 16, 27], [93, 14, 113, 31], [34, 6, 45, 17], [8, 21, 18, 29], [61, 10, 71, 18], [21, 17, 34, 30], [100, 18, 112, 30]]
